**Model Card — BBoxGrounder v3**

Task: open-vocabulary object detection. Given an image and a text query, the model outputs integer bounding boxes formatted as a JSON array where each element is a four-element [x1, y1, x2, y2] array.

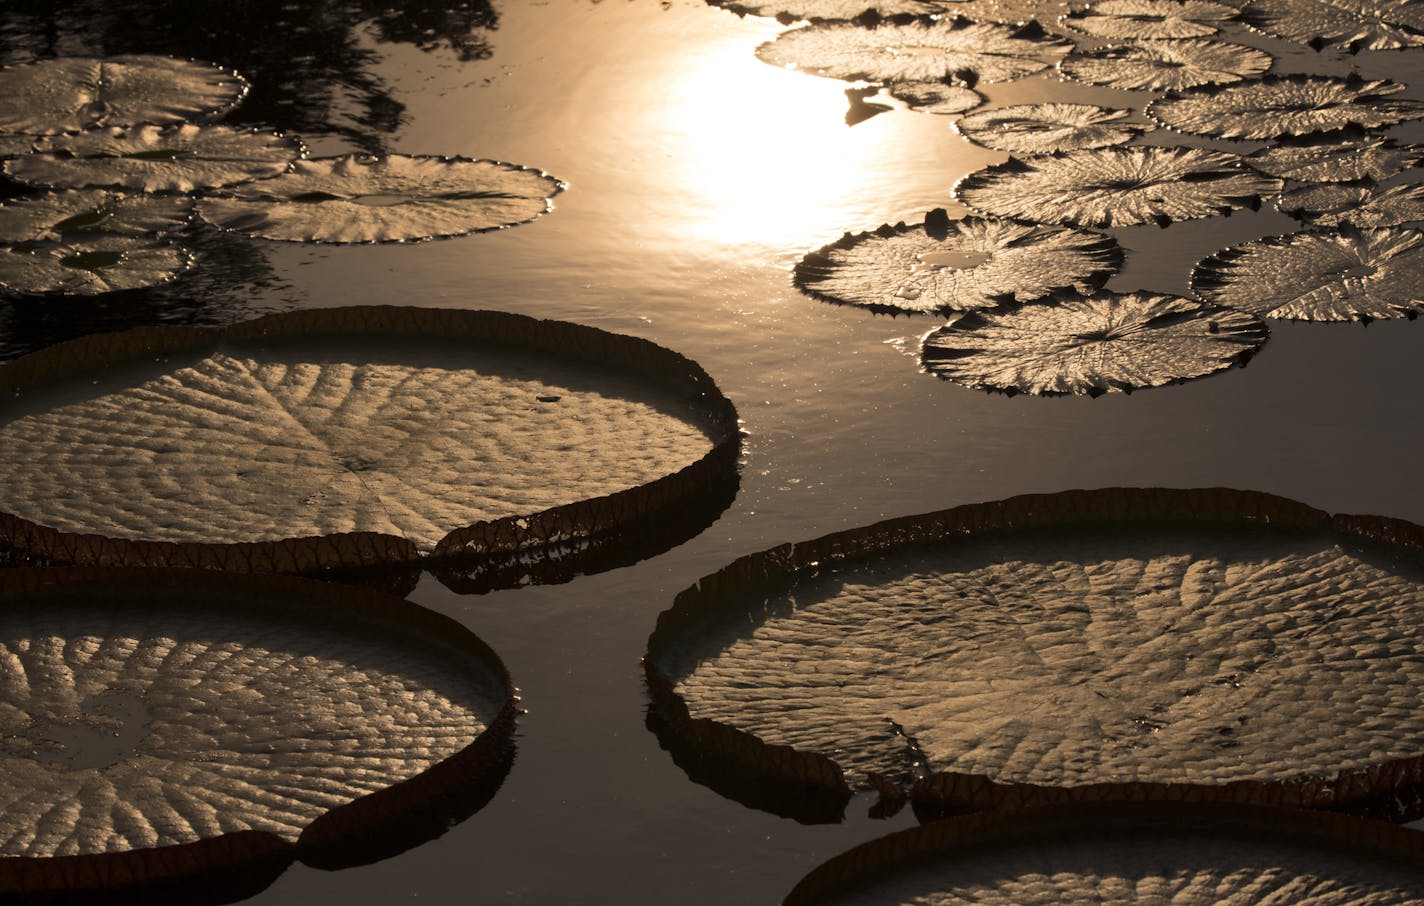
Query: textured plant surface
[[887, 81, 983, 114], [706, 0, 966, 19], [1062, 0, 1238, 38], [0, 190, 193, 243], [1058, 39, 1272, 91], [1150, 75, 1424, 139], [1276, 182, 1424, 228], [954, 103, 1148, 153], [0, 235, 192, 296], [1246, 137, 1424, 183], [1241, 0, 1424, 50]]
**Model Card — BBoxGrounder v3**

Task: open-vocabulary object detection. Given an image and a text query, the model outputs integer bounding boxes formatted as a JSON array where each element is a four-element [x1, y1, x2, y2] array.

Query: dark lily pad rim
[[0, 565, 518, 900], [644, 486, 1424, 823], [0, 305, 741, 581], [0, 239, 197, 298], [783, 801, 1424, 905]]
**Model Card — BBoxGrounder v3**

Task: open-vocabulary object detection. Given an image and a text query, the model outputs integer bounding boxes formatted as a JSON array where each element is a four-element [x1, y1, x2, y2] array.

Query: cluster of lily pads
[[0, 54, 563, 298], [720, 0, 1424, 395]]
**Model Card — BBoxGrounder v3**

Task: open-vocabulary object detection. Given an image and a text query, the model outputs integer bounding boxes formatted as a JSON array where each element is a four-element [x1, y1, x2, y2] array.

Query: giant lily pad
[[755, 19, 1074, 86], [887, 81, 984, 114], [955, 147, 1282, 228], [1241, 0, 1424, 50], [0, 56, 248, 136], [196, 154, 563, 243], [0, 567, 515, 900], [954, 103, 1149, 153], [920, 291, 1264, 395], [4, 125, 304, 193], [794, 214, 1122, 313], [1061, 0, 1238, 38], [1058, 39, 1273, 91], [0, 190, 192, 244], [1246, 136, 1424, 183], [1276, 181, 1424, 228], [0, 306, 740, 580], [0, 235, 193, 296], [1192, 226, 1424, 321], [646, 488, 1424, 821], [1149, 75, 1424, 139]]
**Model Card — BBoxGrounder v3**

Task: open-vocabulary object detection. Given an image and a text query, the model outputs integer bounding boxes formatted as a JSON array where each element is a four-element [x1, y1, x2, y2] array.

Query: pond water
[[3, 0, 1424, 902]]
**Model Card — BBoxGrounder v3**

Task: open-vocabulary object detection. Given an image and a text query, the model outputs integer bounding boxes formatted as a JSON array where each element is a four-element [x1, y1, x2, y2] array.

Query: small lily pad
[[1241, 0, 1424, 51], [0, 55, 248, 135], [887, 81, 984, 114], [955, 103, 1149, 153], [0, 235, 193, 296], [1062, 0, 1238, 38], [921, 291, 1265, 395], [1058, 39, 1273, 91], [5, 124, 304, 193], [1149, 75, 1424, 139], [0, 189, 193, 244], [707, 0, 966, 20], [955, 146, 1282, 228], [1246, 136, 1424, 183], [1276, 181, 1424, 227], [755, 19, 1074, 86], [197, 154, 563, 243], [1192, 226, 1424, 321]]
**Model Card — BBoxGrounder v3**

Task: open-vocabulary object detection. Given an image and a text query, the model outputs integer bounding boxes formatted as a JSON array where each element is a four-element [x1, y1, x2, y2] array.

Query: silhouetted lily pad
[[887, 81, 983, 114], [0, 189, 193, 243], [0, 235, 193, 296], [755, 19, 1073, 86], [1149, 75, 1424, 139], [955, 103, 1149, 153], [955, 147, 1282, 228], [1246, 135, 1424, 182], [1241, 0, 1424, 50], [1276, 181, 1424, 227], [795, 214, 1121, 313], [4, 125, 304, 193], [0, 55, 248, 135], [0, 567, 515, 899], [196, 154, 562, 243], [1058, 39, 1273, 91], [707, 0, 964, 20], [1192, 226, 1424, 320], [921, 291, 1264, 395], [1062, 0, 1237, 38]]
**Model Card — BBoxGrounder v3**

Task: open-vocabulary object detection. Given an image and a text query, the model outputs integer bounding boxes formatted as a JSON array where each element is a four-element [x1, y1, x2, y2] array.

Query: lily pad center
[[914, 249, 994, 271], [25, 690, 152, 772]]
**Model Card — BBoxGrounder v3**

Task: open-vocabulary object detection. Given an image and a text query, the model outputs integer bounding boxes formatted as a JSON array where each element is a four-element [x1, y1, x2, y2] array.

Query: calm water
[[4, 0, 1424, 901]]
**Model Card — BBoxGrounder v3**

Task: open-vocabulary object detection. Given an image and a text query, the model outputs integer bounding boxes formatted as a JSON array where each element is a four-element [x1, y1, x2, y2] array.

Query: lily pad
[[0, 55, 248, 136], [0, 189, 193, 244], [755, 19, 1074, 86], [0, 566, 514, 899], [1241, 0, 1424, 50], [1192, 226, 1424, 321], [794, 214, 1122, 313], [920, 291, 1264, 395], [887, 81, 984, 114], [955, 146, 1282, 228], [4, 124, 304, 193], [196, 154, 563, 243], [0, 306, 740, 579], [0, 235, 193, 296], [954, 103, 1149, 153], [1058, 39, 1273, 91], [1149, 75, 1424, 139], [646, 488, 1424, 821], [707, 0, 965, 21], [0, 136, 38, 157], [1276, 181, 1424, 227], [1246, 136, 1424, 183], [1061, 0, 1238, 38]]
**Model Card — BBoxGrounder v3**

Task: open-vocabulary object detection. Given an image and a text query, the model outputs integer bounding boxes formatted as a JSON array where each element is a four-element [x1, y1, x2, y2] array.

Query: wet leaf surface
[[0, 235, 192, 296], [887, 80, 983, 114], [706, 0, 966, 20], [1276, 182, 1424, 227], [1149, 75, 1424, 139], [795, 214, 1122, 313], [0, 55, 248, 135], [1058, 38, 1273, 91], [755, 19, 1073, 85], [0, 190, 193, 243], [954, 103, 1149, 153], [1061, 0, 1239, 38], [4, 125, 304, 193], [1192, 226, 1424, 320], [921, 291, 1265, 394], [1241, 0, 1424, 50], [196, 154, 562, 243], [1246, 136, 1424, 183], [955, 146, 1282, 228]]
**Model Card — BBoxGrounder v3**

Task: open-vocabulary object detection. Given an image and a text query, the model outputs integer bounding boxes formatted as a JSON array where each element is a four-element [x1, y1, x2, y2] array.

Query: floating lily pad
[[1058, 39, 1273, 91], [196, 154, 562, 243], [0, 56, 249, 135], [1241, 0, 1424, 50], [4, 124, 304, 193], [887, 81, 983, 114], [955, 103, 1148, 153], [0, 136, 38, 157], [1062, 0, 1238, 38], [1192, 226, 1424, 321], [1246, 136, 1424, 183], [955, 147, 1282, 228], [921, 291, 1264, 395], [755, 19, 1074, 86], [0, 235, 193, 296], [0, 189, 193, 244], [707, 0, 965, 21], [794, 214, 1121, 313], [1276, 181, 1424, 227], [939, 0, 1075, 24], [1149, 75, 1424, 139], [646, 488, 1424, 822], [0, 306, 740, 580], [0, 567, 515, 900]]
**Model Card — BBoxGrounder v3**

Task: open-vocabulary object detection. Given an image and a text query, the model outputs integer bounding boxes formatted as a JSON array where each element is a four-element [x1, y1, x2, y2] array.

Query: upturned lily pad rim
[[644, 486, 1424, 823], [0, 305, 741, 580], [0, 565, 518, 900], [782, 801, 1424, 905]]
